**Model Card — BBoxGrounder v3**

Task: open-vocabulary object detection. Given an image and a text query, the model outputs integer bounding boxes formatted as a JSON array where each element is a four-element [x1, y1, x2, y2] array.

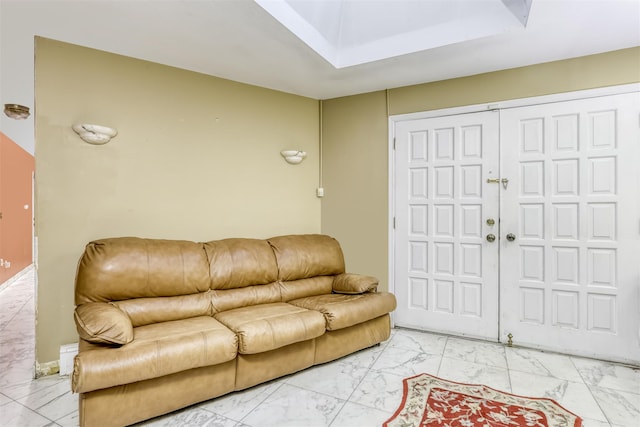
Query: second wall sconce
[[72, 123, 118, 145], [4, 104, 30, 120], [280, 150, 307, 164]]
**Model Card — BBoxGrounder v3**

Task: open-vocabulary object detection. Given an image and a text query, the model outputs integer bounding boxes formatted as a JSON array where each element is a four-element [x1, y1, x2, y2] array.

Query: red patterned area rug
[[383, 373, 582, 427]]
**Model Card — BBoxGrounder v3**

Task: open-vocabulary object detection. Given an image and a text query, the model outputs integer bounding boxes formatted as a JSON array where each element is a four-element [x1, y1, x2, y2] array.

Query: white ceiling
[[1, 0, 639, 152], [255, 0, 534, 68]]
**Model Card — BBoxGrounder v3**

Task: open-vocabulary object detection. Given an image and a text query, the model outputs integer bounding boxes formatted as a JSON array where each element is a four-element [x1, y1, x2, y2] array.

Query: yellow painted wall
[[35, 38, 320, 363], [390, 47, 640, 115], [321, 47, 640, 293], [34, 38, 640, 365], [321, 91, 389, 287]]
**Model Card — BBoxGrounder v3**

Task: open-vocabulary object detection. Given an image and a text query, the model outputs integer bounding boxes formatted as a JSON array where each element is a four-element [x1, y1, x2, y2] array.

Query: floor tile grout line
[[34, 391, 78, 423], [434, 335, 448, 378], [326, 393, 350, 427], [0, 265, 35, 295], [7, 396, 59, 426], [187, 404, 243, 426], [237, 381, 349, 427], [569, 355, 614, 426], [232, 380, 287, 426], [0, 271, 36, 337], [0, 296, 34, 334], [327, 343, 391, 426], [0, 390, 18, 406], [1, 294, 35, 321], [280, 375, 351, 404], [266, 340, 400, 426], [5, 269, 637, 427], [504, 344, 514, 394], [1, 376, 70, 403], [569, 356, 613, 426], [332, 331, 452, 421]]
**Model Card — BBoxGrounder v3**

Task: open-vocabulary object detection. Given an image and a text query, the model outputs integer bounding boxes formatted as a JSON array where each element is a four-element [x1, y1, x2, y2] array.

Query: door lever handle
[[486, 178, 509, 189]]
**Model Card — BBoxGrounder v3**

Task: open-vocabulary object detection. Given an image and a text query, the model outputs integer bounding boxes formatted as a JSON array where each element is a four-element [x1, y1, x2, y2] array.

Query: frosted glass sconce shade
[[72, 124, 118, 145], [280, 150, 307, 164]]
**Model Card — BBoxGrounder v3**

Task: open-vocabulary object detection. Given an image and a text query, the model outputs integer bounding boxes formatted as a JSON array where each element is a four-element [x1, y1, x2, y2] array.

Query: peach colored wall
[[0, 132, 34, 285]]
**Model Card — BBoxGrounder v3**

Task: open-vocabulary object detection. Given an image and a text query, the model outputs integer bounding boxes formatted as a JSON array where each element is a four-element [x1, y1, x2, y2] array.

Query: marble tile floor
[[1, 267, 639, 427]]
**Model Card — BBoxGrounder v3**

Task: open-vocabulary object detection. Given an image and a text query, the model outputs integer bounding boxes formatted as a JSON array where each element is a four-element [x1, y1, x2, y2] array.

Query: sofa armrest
[[74, 302, 134, 346], [332, 273, 378, 294]]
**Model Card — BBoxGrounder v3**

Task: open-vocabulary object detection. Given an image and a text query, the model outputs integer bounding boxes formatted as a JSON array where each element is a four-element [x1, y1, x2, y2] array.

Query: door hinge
[[393, 137, 396, 150], [393, 217, 396, 229]]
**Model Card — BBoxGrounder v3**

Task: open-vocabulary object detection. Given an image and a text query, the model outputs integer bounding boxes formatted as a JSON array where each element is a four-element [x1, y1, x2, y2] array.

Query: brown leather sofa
[[71, 234, 396, 427]]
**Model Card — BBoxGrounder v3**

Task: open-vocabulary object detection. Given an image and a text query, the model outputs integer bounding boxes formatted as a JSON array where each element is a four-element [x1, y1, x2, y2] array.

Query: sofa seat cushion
[[214, 303, 326, 354], [72, 316, 237, 394], [289, 292, 397, 331]]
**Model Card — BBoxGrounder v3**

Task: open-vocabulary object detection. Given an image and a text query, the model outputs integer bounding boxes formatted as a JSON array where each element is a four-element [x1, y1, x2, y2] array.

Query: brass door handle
[[486, 178, 509, 189], [506, 233, 516, 241], [486, 234, 496, 242]]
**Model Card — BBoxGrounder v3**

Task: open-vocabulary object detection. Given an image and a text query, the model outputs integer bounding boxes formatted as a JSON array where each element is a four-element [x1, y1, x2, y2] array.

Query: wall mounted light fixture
[[280, 150, 307, 164], [72, 123, 118, 145], [3, 104, 30, 120]]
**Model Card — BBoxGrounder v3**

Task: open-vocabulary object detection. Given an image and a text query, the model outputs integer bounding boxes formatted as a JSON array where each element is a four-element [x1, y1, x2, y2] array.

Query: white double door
[[393, 91, 640, 363]]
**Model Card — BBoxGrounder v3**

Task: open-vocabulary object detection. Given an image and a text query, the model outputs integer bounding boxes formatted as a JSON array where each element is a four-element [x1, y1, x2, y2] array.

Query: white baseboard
[[59, 343, 79, 376]]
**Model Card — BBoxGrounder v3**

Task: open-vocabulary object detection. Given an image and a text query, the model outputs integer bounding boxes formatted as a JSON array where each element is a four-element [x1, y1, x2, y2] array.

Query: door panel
[[393, 91, 639, 363], [393, 111, 500, 340], [500, 92, 640, 363]]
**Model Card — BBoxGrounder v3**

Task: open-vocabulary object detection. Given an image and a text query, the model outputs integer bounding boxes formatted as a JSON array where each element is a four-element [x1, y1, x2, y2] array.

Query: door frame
[[388, 82, 640, 329]]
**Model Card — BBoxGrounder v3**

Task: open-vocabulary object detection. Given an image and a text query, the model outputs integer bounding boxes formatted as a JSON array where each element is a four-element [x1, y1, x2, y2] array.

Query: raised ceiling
[[256, 0, 533, 68], [2, 0, 639, 102], [3, 0, 637, 154]]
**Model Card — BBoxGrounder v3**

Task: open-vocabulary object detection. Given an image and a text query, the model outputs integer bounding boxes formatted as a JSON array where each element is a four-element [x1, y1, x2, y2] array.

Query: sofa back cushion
[[279, 276, 333, 302], [114, 292, 213, 327], [210, 283, 281, 313], [268, 234, 345, 281], [204, 238, 278, 290], [75, 237, 210, 305]]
